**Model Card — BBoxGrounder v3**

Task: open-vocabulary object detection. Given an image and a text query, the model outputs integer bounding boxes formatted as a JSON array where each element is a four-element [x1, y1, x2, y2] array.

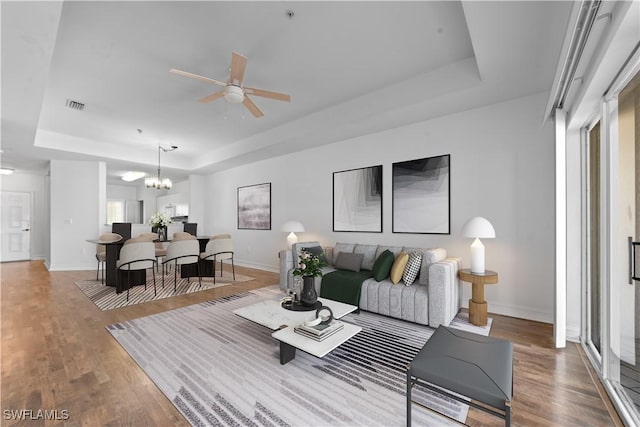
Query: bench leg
[[406, 369, 412, 427], [505, 402, 511, 427], [279, 342, 296, 365]]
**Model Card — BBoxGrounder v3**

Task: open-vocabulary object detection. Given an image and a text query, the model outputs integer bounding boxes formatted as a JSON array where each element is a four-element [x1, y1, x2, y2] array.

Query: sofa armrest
[[428, 257, 462, 327], [279, 250, 293, 292]]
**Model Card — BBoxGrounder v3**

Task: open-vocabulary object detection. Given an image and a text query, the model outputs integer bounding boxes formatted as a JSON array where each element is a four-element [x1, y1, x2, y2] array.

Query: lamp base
[[470, 238, 485, 274]]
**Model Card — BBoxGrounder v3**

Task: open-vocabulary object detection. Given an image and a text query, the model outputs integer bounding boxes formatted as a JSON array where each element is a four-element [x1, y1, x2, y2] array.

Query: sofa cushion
[[371, 249, 395, 281], [354, 244, 378, 271], [390, 252, 409, 284], [334, 252, 364, 272], [305, 245, 328, 264], [292, 241, 322, 262], [333, 242, 356, 265], [403, 251, 422, 285], [375, 245, 403, 259]]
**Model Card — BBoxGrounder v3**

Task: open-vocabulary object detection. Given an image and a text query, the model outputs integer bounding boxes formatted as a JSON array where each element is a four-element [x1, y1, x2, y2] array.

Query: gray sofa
[[279, 241, 461, 328]]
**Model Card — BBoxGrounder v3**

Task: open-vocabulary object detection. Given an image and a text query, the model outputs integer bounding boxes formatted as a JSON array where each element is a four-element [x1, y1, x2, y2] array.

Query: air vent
[[65, 99, 85, 111]]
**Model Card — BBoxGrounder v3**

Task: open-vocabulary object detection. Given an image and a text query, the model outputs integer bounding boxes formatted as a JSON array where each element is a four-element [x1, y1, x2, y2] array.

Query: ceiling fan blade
[[243, 96, 264, 118], [244, 87, 291, 102], [169, 69, 226, 87], [198, 91, 225, 103], [230, 52, 247, 86]]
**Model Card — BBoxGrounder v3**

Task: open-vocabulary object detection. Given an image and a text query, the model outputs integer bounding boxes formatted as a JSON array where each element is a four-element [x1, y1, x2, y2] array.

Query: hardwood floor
[[0, 261, 623, 426]]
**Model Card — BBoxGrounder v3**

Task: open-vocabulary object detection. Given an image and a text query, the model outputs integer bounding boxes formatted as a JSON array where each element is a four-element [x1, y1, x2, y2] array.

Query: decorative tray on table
[[281, 298, 322, 311]]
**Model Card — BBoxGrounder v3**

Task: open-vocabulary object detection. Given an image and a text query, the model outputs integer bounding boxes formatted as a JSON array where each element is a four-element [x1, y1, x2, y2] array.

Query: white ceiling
[[1, 1, 572, 185]]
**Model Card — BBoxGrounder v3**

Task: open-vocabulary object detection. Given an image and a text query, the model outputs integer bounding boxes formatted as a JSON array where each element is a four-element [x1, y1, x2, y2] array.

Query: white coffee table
[[233, 298, 361, 365]]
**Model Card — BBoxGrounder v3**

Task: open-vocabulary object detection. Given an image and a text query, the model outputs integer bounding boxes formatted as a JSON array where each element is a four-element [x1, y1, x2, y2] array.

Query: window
[[106, 200, 124, 225]]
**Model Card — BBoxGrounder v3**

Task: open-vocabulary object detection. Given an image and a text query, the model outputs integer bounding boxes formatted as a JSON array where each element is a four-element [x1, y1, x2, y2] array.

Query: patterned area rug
[[108, 286, 492, 426], [75, 270, 254, 310]]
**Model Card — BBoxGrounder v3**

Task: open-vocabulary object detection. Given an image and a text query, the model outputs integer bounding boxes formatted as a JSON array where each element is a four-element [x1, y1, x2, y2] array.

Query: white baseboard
[[235, 259, 279, 274], [566, 326, 581, 343], [47, 263, 95, 272], [461, 300, 553, 324]]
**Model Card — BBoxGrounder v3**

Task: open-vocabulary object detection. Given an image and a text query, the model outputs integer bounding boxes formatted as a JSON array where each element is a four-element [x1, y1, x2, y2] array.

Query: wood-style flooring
[[0, 261, 624, 426]]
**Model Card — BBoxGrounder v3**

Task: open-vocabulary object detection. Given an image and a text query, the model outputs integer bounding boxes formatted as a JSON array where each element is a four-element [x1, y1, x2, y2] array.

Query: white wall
[[204, 92, 556, 323], [49, 160, 103, 270], [0, 171, 49, 261], [107, 184, 136, 200]]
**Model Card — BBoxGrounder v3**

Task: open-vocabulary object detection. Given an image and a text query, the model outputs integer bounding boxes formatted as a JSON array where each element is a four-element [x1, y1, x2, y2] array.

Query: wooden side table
[[458, 268, 498, 326]]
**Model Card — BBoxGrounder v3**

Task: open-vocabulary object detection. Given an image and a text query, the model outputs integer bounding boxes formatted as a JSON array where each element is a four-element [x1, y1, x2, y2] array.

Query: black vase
[[300, 276, 318, 307]]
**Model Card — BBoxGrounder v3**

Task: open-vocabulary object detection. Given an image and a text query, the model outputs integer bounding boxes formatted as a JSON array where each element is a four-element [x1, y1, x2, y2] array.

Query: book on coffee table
[[294, 320, 344, 340], [294, 323, 344, 341], [296, 320, 343, 335]]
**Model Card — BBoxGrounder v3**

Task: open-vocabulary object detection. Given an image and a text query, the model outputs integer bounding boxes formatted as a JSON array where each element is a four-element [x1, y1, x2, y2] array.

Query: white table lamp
[[281, 220, 305, 247], [461, 217, 496, 274]]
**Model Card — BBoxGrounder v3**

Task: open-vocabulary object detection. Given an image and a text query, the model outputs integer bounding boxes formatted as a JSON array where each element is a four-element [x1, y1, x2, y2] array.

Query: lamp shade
[[461, 217, 495, 239], [281, 220, 305, 233]]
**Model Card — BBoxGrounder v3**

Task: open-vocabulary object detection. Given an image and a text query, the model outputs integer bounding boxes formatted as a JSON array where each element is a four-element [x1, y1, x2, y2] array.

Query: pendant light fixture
[[145, 145, 177, 190]]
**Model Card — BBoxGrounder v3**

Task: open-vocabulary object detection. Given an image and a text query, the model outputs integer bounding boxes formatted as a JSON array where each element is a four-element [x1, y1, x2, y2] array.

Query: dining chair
[[111, 222, 132, 241], [116, 241, 157, 301], [163, 239, 201, 291], [139, 232, 166, 270], [95, 233, 122, 284], [183, 223, 197, 236], [201, 234, 235, 284]]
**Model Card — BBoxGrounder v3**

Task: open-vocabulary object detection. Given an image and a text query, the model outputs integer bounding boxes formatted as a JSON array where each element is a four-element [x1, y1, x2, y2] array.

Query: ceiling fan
[[170, 52, 291, 118]]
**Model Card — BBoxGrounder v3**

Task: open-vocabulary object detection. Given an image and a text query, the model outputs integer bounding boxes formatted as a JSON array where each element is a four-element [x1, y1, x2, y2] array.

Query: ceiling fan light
[[224, 85, 244, 104]]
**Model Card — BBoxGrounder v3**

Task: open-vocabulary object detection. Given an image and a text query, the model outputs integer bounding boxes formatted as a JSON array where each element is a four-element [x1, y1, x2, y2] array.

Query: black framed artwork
[[237, 182, 271, 230], [333, 165, 383, 232], [392, 154, 450, 234]]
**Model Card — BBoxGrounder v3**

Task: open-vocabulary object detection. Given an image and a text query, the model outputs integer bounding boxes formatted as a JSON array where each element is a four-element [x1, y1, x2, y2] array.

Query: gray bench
[[407, 326, 513, 426]]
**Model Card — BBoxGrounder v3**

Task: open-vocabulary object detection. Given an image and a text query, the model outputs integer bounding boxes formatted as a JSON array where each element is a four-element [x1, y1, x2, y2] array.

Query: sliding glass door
[[584, 65, 640, 425]]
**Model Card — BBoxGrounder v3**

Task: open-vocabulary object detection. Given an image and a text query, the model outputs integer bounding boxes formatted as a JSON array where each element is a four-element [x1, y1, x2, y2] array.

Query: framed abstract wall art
[[392, 154, 450, 234], [237, 182, 271, 230], [333, 165, 383, 232]]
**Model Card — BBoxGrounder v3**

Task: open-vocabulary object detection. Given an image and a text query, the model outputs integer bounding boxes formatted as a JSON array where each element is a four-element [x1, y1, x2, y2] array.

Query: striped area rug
[[108, 286, 492, 426], [75, 270, 253, 310]]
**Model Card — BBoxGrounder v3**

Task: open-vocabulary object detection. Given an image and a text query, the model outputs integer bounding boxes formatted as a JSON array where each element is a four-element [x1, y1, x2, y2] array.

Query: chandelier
[[145, 145, 177, 190]]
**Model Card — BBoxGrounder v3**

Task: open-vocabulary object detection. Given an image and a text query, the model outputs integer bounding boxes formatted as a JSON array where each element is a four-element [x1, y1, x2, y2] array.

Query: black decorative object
[[300, 276, 318, 307], [281, 300, 322, 312], [316, 306, 334, 325]]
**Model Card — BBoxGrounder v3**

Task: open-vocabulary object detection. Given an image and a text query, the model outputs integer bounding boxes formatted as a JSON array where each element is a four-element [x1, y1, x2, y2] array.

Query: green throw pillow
[[371, 249, 395, 281]]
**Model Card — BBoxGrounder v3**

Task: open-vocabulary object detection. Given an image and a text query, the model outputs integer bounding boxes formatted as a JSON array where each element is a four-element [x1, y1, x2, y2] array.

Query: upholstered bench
[[406, 326, 513, 426]]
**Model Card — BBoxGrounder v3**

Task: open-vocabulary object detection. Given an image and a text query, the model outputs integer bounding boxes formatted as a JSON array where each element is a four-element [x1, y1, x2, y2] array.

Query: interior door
[[0, 191, 31, 262]]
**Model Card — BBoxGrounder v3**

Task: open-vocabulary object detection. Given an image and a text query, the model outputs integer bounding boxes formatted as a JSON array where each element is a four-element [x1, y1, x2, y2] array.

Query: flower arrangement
[[149, 212, 172, 228], [292, 249, 327, 278]]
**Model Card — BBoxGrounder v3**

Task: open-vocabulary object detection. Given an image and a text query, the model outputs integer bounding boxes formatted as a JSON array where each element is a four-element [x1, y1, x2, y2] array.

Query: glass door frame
[[582, 116, 603, 372]]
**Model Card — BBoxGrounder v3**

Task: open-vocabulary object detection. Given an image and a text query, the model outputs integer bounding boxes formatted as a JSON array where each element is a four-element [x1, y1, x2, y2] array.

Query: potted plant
[[292, 249, 327, 307], [150, 212, 172, 241]]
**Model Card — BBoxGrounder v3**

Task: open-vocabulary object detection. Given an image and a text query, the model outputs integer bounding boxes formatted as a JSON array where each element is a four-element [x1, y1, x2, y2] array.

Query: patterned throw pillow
[[402, 251, 422, 286]]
